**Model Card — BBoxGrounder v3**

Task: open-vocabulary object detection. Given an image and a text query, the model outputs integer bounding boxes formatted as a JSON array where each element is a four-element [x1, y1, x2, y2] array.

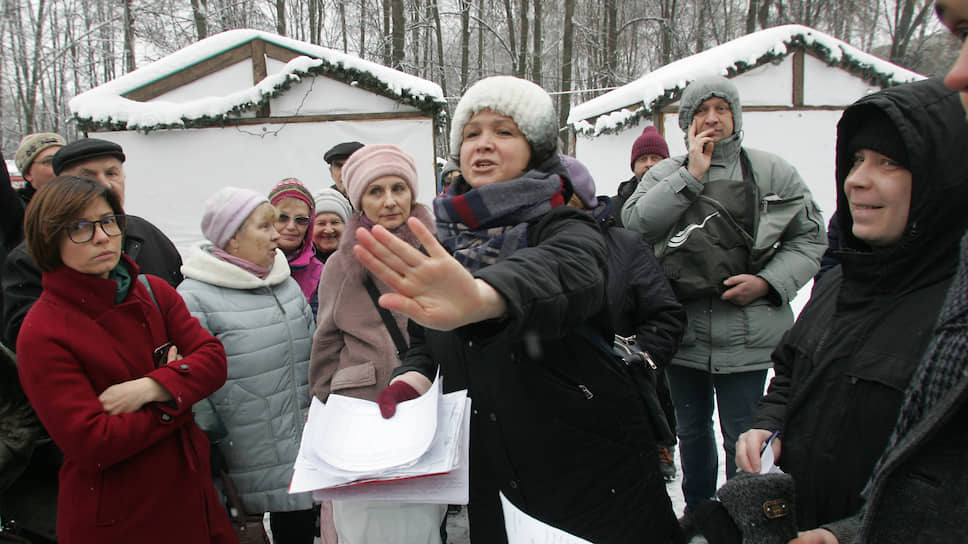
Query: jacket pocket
[[330, 362, 377, 392], [751, 194, 804, 269], [742, 299, 793, 349], [95, 462, 133, 526]]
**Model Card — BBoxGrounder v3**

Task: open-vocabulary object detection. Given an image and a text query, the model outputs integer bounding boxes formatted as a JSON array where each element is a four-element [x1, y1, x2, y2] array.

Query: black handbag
[[576, 327, 676, 446], [609, 333, 676, 446]]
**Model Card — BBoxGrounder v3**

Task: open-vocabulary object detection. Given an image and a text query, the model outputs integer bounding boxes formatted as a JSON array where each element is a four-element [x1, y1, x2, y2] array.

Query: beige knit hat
[[15, 133, 65, 174]]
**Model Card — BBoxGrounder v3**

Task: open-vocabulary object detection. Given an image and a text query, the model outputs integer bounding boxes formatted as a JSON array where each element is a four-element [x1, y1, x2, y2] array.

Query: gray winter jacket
[[622, 133, 826, 373], [178, 243, 314, 514]]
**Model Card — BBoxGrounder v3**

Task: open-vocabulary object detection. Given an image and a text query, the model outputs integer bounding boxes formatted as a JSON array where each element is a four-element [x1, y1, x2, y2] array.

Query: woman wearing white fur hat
[[308, 144, 446, 543], [355, 76, 681, 543]]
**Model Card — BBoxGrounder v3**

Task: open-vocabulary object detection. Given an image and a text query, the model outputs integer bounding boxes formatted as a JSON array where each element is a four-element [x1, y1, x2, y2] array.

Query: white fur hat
[[449, 76, 558, 162]]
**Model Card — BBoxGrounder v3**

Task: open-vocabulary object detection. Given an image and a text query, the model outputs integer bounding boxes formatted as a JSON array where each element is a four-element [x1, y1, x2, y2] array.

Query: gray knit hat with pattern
[[678, 75, 743, 134], [450, 76, 558, 162]]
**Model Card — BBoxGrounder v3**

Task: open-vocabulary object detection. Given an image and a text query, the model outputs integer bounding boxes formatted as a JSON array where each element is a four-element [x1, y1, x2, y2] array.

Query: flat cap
[[323, 141, 364, 164], [52, 138, 126, 175]]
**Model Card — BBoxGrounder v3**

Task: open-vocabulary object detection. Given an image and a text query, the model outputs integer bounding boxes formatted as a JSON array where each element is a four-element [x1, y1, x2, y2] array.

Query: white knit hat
[[313, 188, 353, 222], [449, 76, 558, 162]]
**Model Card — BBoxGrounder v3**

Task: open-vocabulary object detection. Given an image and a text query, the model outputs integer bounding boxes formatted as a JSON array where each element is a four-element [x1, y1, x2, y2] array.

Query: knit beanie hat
[[342, 144, 419, 209], [313, 188, 353, 223], [450, 76, 558, 163], [678, 76, 743, 134], [844, 108, 909, 170], [268, 178, 315, 213], [201, 187, 269, 249], [629, 126, 669, 171], [440, 159, 460, 179], [15, 133, 65, 174], [559, 155, 597, 209], [52, 138, 126, 175]]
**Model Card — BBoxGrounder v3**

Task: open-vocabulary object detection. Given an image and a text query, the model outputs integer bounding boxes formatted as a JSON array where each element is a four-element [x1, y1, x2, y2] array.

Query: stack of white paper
[[289, 374, 470, 505]]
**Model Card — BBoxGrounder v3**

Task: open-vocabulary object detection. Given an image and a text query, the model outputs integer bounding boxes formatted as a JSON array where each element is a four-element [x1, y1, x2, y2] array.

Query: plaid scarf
[[434, 169, 566, 272]]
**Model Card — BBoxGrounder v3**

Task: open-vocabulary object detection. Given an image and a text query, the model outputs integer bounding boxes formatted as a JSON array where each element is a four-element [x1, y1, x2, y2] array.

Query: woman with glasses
[[178, 186, 316, 544], [15, 175, 235, 543], [269, 179, 324, 315]]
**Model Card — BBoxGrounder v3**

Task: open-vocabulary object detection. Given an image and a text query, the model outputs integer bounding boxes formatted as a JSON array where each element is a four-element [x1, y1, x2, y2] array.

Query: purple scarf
[[211, 246, 271, 279]]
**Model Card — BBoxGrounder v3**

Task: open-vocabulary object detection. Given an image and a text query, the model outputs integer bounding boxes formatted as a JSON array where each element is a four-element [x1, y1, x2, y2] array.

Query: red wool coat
[[16, 257, 237, 544]]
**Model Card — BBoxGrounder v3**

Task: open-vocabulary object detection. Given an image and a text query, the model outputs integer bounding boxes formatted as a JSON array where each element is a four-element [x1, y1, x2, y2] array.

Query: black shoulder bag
[[363, 275, 408, 356], [576, 327, 675, 446]]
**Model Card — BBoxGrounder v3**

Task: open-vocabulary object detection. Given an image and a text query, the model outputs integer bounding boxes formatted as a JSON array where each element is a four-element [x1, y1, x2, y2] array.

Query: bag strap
[[140, 276, 241, 510], [218, 464, 251, 522], [363, 275, 408, 357], [739, 148, 758, 237]]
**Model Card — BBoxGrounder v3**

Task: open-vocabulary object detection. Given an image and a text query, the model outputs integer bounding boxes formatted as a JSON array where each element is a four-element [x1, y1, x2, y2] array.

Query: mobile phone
[[152, 342, 174, 368]]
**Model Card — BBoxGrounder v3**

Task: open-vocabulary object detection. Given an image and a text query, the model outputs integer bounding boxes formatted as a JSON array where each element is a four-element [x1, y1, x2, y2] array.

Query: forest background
[[1, 0, 960, 158]]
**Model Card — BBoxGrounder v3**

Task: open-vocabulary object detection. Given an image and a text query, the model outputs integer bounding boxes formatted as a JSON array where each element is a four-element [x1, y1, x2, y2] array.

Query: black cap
[[323, 141, 364, 164], [52, 138, 126, 175]]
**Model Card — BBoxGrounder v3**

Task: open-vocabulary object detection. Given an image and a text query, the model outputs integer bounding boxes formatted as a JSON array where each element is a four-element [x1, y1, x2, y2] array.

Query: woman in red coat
[[15, 175, 236, 544]]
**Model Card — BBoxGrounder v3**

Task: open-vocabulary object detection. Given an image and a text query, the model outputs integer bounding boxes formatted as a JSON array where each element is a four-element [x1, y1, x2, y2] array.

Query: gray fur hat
[[678, 76, 743, 134], [449, 76, 558, 162]]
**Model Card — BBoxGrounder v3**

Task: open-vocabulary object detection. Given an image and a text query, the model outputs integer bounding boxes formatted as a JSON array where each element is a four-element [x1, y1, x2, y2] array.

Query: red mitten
[[375, 381, 420, 419]]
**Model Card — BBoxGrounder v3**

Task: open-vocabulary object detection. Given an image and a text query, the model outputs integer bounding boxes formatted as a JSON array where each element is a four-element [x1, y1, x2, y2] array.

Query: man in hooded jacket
[[622, 76, 826, 514]]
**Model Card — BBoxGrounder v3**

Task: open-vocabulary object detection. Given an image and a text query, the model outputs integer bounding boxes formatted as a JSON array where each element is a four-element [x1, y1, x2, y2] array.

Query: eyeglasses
[[65, 215, 124, 243], [276, 214, 311, 227]]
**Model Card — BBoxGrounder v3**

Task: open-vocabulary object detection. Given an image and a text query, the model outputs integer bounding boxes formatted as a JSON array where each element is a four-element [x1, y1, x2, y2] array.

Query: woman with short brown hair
[[17, 175, 234, 544]]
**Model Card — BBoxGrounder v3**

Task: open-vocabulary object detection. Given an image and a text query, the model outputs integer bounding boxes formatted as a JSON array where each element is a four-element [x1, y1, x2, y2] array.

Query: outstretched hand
[[353, 217, 506, 331]]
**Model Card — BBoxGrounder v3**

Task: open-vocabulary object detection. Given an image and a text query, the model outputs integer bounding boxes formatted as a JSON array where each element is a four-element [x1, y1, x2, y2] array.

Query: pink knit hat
[[201, 187, 269, 248], [629, 126, 669, 171], [342, 144, 419, 209]]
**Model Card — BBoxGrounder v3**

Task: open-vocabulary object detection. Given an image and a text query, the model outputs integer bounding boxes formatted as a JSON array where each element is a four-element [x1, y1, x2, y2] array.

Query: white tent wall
[[102, 117, 436, 255]]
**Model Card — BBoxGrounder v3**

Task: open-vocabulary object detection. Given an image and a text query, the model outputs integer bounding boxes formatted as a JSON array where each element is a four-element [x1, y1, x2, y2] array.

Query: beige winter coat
[[309, 205, 435, 402]]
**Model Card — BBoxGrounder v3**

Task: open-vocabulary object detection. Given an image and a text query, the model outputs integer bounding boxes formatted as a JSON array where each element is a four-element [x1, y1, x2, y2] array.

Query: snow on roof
[[71, 29, 445, 131], [568, 24, 924, 136]]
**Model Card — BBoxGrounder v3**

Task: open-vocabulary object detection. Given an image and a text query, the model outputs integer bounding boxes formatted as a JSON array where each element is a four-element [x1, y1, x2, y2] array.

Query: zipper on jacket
[[272, 290, 303, 439], [543, 364, 594, 400]]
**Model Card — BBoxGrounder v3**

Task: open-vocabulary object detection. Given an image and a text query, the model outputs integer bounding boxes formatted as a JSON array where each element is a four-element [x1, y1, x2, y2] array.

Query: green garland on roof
[[578, 33, 917, 137], [75, 56, 448, 133]]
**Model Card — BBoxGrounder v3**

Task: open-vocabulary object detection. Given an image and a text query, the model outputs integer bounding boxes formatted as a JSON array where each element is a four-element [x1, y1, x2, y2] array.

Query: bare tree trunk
[[603, 0, 617, 86], [276, 0, 286, 35], [123, 0, 136, 72], [558, 0, 576, 147], [696, 1, 706, 51], [516, 0, 529, 78], [661, 0, 677, 64], [360, 0, 366, 57], [382, 0, 392, 64], [746, 0, 758, 32], [191, 0, 208, 40], [459, 0, 470, 90], [531, 0, 542, 84], [501, 0, 518, 74], [477, 0, 484, 79], [411, 0, 422, 72], [889, 0, 932, 65], [391, 0, 405, 69], [432, 0, 447, 95]]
